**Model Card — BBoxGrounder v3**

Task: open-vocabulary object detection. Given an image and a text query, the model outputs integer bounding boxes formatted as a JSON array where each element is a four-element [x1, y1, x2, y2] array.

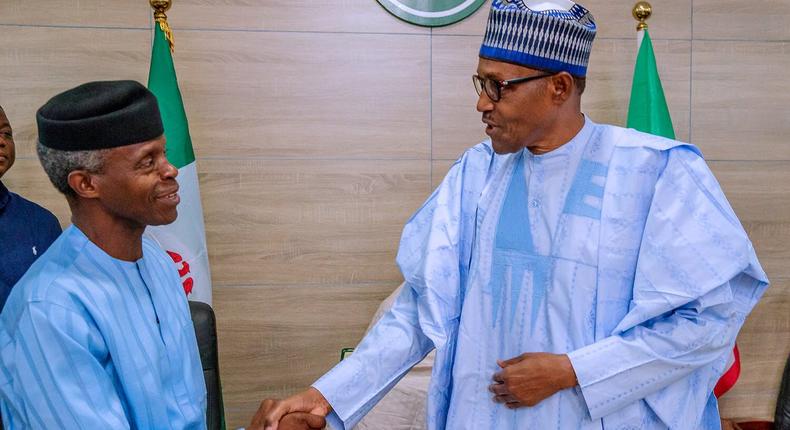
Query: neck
[[526, 111, 585, 155], [70, 202, 145, 262]]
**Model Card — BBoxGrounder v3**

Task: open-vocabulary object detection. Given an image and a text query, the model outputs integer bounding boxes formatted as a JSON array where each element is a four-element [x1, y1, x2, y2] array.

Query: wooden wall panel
[[712, 161, 790, 226], [584, 38, 690, 141], [173, 31, 431, 160], [0, 0, 428, 34], [0, 27, 150, 158], [431, 35, 487, 161], [743, 222, 790, 285], [213, 283, 397, 428], [584, 0, 692, 40], [168, 0, 427, 34], [435, 0, 692, 39], [199, 159, 429, 286], [694, 0, 790, 41], [719, 279, 790, 420], [692, 41, 790, 161], [0, 1, 149, 28], [711, 160, 790, 420]]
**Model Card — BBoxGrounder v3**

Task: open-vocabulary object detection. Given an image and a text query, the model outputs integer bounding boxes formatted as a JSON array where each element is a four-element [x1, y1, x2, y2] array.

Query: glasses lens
[[473, 76, 483, 96], [484, 79, 500, 102]]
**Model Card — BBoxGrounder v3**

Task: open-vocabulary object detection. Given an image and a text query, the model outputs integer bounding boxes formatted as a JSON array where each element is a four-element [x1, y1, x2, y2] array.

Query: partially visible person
[[0, 105, 61, 311], [0, 81, 206, 429]]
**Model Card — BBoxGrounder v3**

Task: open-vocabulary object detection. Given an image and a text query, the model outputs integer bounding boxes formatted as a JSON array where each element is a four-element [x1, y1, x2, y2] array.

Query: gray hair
[[36, 142, 110, 197]]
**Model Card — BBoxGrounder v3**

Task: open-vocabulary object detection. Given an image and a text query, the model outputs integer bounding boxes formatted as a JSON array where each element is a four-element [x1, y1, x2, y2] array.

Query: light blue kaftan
[[313, 117, 769, 430], [0, 225, 207, 429]]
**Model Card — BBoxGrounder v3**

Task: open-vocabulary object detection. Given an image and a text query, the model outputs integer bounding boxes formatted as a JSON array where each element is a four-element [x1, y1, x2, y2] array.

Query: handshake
[[246, 387, 331, 430]]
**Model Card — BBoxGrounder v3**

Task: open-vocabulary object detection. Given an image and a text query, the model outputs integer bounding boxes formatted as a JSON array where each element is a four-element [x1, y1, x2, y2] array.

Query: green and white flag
[[626, 29, 675, 139], [146, 21, 212, 304]]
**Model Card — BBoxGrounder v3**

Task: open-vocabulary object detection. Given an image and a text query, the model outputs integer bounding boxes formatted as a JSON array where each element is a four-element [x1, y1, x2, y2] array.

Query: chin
[[150, 209, 179, 226]]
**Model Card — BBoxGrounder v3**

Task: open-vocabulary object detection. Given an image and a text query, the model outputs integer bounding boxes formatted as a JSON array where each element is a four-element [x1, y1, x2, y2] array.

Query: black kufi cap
[[36, 80, 164, 151]]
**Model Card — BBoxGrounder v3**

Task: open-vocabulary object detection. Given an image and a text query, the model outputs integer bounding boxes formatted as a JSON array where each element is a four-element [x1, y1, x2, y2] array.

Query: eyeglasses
[[472, 73, 553, 102]]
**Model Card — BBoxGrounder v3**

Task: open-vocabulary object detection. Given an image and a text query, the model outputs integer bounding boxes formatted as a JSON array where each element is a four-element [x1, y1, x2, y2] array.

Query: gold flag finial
[[150, 0, 175, 52], [632, 1, 652, 31]]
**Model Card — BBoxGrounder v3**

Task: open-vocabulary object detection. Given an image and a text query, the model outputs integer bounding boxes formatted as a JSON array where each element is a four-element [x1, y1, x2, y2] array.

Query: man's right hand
[[248, 387, 332, 430]]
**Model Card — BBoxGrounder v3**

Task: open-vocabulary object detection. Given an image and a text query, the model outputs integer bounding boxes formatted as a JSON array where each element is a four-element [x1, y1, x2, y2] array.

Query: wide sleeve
[[567, 147, 769, 427], [0, 301, 131, 429], [313, 285, 434, 430], [313, 144, 494, 430]]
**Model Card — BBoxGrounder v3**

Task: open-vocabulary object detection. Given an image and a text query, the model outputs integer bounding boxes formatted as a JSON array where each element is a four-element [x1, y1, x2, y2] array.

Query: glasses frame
[[472, 73, 554, 102]]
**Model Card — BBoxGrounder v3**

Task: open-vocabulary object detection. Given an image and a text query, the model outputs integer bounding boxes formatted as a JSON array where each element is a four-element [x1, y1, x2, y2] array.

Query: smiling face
[[0, 107, 16, 179], [86, 135, 180, 228], [475, 58, 558, 154]]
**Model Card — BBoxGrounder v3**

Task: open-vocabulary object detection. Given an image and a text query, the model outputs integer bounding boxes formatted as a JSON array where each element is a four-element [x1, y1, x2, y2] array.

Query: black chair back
[[776, 353, 790, 430], [189, 301, 226, 430]]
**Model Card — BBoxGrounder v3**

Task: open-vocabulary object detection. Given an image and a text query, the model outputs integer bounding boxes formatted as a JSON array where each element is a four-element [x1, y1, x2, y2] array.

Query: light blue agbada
[[0, 225, 207, 429], [314, 117, 769, 429]]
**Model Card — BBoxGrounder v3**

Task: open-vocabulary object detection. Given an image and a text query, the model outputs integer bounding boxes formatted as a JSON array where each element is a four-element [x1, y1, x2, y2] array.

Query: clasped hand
[[248, 387, 330, 430], [489, 352, 578, 409]]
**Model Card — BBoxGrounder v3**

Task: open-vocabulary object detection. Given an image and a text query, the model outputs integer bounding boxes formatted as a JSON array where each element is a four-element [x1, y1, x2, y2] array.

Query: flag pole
[[626, 0, 675, 139], [632, 1, 652, 48], [150, 0, 175, 52]]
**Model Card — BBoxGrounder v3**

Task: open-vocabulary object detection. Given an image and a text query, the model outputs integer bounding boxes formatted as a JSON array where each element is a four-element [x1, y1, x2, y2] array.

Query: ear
[[67, 170, 101, 199], [548, 72, 574, 103]]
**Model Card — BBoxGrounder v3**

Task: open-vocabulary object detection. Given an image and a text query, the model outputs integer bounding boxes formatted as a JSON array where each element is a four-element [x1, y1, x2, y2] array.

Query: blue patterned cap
[[480, 0, 597, 77]]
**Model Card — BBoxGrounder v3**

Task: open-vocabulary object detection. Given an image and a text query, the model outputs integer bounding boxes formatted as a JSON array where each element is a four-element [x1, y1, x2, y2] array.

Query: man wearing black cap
[[0, 81, 207, 429], [0, 105, 61, 312]]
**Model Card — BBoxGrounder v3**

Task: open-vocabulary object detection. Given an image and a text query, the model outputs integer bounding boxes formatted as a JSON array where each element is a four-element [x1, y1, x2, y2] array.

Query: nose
[[476, 90, 494, 113], [161, 158, 179, 179]]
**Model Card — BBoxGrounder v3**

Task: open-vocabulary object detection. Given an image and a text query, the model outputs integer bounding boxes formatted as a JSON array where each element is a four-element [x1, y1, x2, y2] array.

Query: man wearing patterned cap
[[252, 1, 768, 429], [0, 81, 207, 429]]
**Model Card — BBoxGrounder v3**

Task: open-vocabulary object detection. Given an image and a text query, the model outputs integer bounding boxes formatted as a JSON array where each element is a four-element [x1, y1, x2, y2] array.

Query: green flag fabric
[[148, 25, 195, 170], [626, 30, 675, 139], [146, 23, 213, 306]]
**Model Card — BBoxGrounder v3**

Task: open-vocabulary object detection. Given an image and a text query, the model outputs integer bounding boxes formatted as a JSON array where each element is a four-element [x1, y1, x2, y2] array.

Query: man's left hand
[[489, 352, 578, 408]]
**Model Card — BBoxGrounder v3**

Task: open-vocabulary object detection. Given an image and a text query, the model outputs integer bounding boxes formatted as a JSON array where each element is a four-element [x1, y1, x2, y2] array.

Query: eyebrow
[[477, 69, 506, 81]]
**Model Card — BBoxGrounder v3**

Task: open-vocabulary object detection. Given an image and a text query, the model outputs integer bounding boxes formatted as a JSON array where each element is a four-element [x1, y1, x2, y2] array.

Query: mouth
[[482, 121, 496, 135], [156, 187, 180, 205]]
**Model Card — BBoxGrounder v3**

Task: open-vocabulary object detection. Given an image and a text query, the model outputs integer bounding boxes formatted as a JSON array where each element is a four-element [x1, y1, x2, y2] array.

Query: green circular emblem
[[376, 0, 487, 27]]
